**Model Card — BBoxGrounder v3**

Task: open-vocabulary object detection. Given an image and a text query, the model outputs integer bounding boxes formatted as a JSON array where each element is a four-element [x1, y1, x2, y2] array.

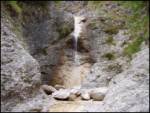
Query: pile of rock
[[41, 85, 108, 101]]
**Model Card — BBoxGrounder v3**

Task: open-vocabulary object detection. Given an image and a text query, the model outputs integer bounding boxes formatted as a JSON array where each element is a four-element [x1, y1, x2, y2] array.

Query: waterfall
[[74, 35, 78, 65], [73, 16, 85, 65]]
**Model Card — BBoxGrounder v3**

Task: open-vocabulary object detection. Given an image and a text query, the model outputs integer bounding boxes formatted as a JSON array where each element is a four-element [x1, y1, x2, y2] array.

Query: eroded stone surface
[[1, 13, 41, 112], [1, 1, 149, 112], [101, 48, 149, 112]]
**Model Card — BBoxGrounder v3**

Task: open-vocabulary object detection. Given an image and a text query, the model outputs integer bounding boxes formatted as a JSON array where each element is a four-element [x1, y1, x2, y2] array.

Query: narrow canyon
[[1, 1, 149, 112]]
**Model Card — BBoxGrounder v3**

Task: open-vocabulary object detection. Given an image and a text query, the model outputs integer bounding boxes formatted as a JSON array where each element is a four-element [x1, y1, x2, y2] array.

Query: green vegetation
[[88, 1, 149, 57], [118, 1, 147, 12], [105, 35, 116, 45], [118, 1, 149, 57], [7, 1, 22, 14], [124, 37, 144, 57], [102, 53, 115, 60], [57, 24, 73, 39], [54, 1, 61, 8], [36, 48, 48, 55], [107, 63, 123, 73], [88, 22, 98, 30], [103, 25, 120, 34], [87, 1, 102, 10], [128, 2, 148, 34]]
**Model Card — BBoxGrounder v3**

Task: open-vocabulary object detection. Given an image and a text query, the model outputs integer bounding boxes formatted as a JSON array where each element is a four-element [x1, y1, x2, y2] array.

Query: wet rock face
[[73, 16, 87, 38], [20, 2, 74, 84], [1, 17, 41, 111]]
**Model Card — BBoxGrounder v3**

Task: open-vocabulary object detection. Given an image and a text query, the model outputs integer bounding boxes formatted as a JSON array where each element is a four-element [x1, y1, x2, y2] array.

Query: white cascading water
[[50, 16, 90, 88], [73, 16, 85, 65]]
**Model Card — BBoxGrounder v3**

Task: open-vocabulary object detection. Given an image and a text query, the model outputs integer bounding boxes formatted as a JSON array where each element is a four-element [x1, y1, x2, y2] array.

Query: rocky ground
[[1, 1, 149, 112]]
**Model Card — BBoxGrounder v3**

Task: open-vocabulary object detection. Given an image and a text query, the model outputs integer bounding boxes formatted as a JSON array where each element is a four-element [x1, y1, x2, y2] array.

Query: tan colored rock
[[41, 85, 56, 95], [52, 89, 70, 100], [54, 84, 66, 90], [81, 92, 90, 100], [69, 93, 77, 101], [70, 88, 81, 96], [90, 92, 105, 101], [90, 87, 108, 101]]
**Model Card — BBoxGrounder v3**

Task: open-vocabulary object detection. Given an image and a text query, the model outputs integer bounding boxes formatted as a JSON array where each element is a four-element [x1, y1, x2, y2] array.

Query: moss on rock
[[123, 37, 144, 57], [105, 35, 116, 45], [102, 52, 116, 60]]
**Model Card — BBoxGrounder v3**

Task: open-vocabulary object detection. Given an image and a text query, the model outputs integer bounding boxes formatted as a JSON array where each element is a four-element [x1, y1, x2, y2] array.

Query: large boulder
[[90, 92, 105, 101], [41, 85, 56, 95], [101, 47, 149, 112], [70, 88, 81, 96], [90, 88, 108, 101], [81, 92, 90, 100], [54, 84, 66, 90], [69, 93, 78, 101], [52, 89, 70, 100]]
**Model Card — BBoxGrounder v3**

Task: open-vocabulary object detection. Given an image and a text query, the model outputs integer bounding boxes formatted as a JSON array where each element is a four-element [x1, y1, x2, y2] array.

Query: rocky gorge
[[1, 1, 149, 112]]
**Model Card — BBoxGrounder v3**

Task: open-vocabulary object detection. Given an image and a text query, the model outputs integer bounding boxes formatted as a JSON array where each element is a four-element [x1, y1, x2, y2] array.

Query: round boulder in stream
[[41, 85, 56, 95], [52, 89, 70, 100], [81, 92, 90, 100], [54, 84, 66, 90], [90, 87, 108, 101]]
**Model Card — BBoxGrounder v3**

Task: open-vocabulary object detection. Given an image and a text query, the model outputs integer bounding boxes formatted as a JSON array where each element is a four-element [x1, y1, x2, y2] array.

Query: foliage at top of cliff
[[2, 1, 149, 58], [7, 1, 22, 14], [87, 1, 149, 57]]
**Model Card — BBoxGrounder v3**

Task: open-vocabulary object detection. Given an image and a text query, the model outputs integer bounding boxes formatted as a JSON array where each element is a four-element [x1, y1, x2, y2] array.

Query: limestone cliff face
[[1, 1, 149, 112], [20, 2, 74, 84], [1, 1, 78, 111], [1, 7, 41, 112], [101, 47, 149, 112]]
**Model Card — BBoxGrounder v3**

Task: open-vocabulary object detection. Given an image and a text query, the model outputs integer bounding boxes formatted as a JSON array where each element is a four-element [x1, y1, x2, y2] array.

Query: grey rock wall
[[101, 47, 149, 112], [1, 15, 41, 111], [21, 2, 74, 84]]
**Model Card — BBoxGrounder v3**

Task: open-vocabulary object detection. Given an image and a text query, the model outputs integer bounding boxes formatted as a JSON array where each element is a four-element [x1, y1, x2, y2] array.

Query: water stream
[[51, 16, 91, 88], [73, 16, 85, 65], [74, 36, 79, 65]]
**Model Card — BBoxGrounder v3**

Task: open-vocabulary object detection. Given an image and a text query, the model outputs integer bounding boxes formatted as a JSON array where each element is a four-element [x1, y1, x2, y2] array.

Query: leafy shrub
[[102, 53, 115, 60], [7, 1, 22, 14], [105, 35, 116, 45], [124, 37, 144, 57], [88, 1, 149, 57], [120, 1, 149, 56]]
